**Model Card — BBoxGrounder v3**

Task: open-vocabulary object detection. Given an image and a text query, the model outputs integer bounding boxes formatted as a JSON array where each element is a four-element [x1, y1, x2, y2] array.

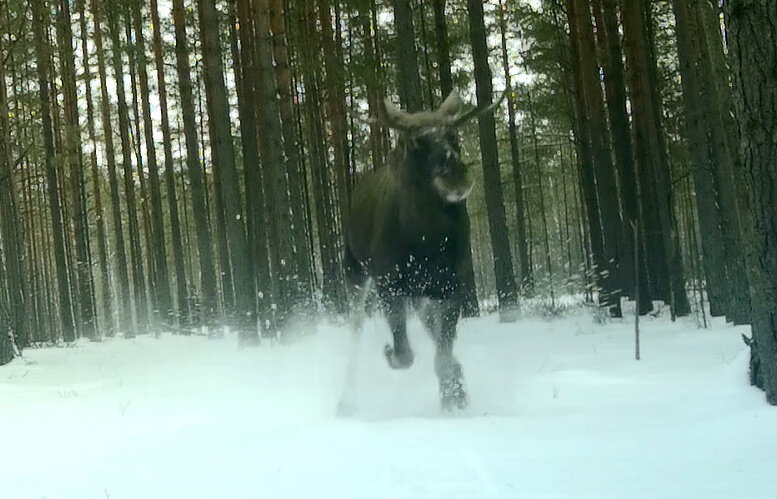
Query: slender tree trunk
[[568, 0, 625, 316], [268, 0, 314, 301], [125, 13, 154, 329], [621, 0, 690, 317], [254, 0, 302, 326], [467, 0, 519, 318], [498, 1, 532, 294], [172, 0, 219, 326], [0, 15, 26, 350], [593, 0, 652, 314], [150, 0, 190, 326], [107, 2, 150, 336], [131, 0, 173, 327], [56, 0, 96, 339], [79, 0, 113, 336], [673, 0, 730, 318], [32, 0, 76, 343], [235, 0, 272, 331], [198, 0, 256, 337]]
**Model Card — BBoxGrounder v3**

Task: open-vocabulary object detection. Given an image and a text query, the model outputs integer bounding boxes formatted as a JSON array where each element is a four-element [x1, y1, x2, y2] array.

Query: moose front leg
[[382, 296, 414, 369], [432, 299, 468, 411]]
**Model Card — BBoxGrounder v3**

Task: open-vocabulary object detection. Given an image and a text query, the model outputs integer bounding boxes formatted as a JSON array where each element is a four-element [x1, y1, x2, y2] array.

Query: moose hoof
[[440, 365, 468, 411], [384, 344, 414, 369]]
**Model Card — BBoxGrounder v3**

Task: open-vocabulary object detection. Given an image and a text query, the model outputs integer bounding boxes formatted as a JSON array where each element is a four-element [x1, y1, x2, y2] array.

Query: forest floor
[[2, 302, 776, 498]]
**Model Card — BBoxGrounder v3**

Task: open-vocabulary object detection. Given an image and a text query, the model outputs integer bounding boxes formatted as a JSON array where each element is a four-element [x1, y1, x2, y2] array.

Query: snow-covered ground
[[2, 306, 775, 498]]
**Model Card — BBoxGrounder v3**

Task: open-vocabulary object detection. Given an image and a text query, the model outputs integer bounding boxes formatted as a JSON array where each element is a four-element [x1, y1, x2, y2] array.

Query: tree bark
[[466, 0, 519, 318], [107, 2, 150, 336], [498, 1, 532, 295], [172, 0, 219, 326], [32, 0, 76, 342], [568, 0, 625, 316], [78, 0, 112, 336], [198, 0, 256, 337], [724, 0, 777, 404], [592, 0, 653, 314], [151, 0, 190, 326], [393, 0, 424, 112], [621, 0, 690, 317], [131, 0, 173, 327], [56, 0, 96, 339]]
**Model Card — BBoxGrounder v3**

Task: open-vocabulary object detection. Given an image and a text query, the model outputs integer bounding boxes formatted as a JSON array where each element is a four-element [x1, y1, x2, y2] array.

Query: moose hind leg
[[429, 299, 468, 411], [383, 296, 414, 369]]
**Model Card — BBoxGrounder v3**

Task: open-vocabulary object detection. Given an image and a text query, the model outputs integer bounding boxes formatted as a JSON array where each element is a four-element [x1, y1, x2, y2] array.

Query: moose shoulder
[[342, 91, 504, 412]]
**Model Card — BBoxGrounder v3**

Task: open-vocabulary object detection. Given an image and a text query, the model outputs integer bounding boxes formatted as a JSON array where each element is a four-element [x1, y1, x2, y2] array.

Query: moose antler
[[382, 90, 505, 131], [451, 91, 507, 129]]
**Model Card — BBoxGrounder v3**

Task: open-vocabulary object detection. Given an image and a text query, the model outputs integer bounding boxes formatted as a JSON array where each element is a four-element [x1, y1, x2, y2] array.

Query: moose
[[340, 91, 503, 412]]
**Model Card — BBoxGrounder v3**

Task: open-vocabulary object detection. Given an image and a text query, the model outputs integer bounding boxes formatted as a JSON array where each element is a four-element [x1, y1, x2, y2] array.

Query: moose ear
[[438, 91, 461, 116], [383, 98, 412, 131]]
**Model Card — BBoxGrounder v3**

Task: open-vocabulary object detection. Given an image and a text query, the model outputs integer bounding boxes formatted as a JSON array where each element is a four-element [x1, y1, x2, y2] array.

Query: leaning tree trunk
[[724, 0, 777, 404], [466, 0, 519, 319]]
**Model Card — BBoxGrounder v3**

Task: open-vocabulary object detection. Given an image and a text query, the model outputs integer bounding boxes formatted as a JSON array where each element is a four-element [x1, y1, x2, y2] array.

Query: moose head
[[382, 91, 505, 204]]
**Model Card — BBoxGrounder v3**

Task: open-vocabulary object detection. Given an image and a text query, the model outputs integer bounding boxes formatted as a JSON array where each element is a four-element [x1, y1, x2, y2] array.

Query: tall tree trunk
[[91, 0, 132, 336], [393, 0, 423, 112], [429, 0, 480, 316], [198, 0, 256, 337], [254, 0, 302, 326], [318, 0, 351, 227], [498, 0, 532, 295], [296, 0, 346, 314], [235, 0, 273, 331], [79, 0, 113, 336], [0, 14, 26, 350], [568, 0, 625, 316], [107, 1, 149, 336], [131, 0, 173, 327], [268, 0, 314, 301], [56, 0, 96, 339], [724, 0, 777, 404], [150, 0, 190, 326], [694, 1, 751, 324], [466, 0, 519, 318], [172, 0, 219, 326], [593, 0, 652, 314], [621, 0, 690, 317], [32, 0, 76, 342], [125, 12, 154, 329], [673, 0, 730, 318]]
